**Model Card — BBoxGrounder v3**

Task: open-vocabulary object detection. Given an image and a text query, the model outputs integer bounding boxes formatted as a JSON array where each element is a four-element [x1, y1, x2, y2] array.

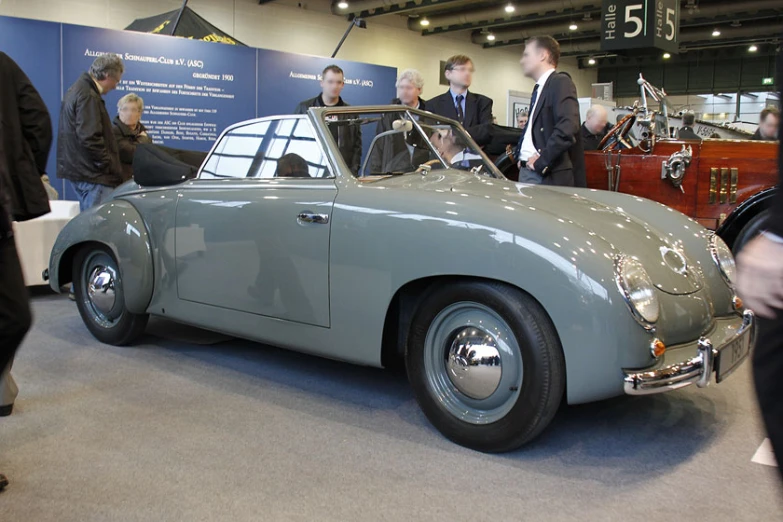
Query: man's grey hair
[[117, 93, 144, 114], [396, 69, 424, 91], [586, 104, 607, 120], [90, 54, 124, 81]]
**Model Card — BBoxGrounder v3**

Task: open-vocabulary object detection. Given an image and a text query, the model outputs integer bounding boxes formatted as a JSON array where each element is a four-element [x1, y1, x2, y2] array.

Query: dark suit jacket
[[515, 72, 584, 187], [581, 122, 613, 151], [0, 51, 51, 227], [768, 48, 783, 237], [294, 95, 362, 174], [678, 126, 701, 140], [426, 90, 493, 144]]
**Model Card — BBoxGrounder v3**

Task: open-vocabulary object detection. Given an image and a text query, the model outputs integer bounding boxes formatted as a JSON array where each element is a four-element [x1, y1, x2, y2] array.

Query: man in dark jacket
[[752, 107, 779, 141], [426, 55, 493, 144], [580, 104, 612, 151], [57, 54, 124, 210], [515, 36, 584, 187], [737, 47, 783, 486], [0, 51, 53, 492], [678, 112, 701, 140], [294, 65, 362, 175], [367, 69, 430, 175]]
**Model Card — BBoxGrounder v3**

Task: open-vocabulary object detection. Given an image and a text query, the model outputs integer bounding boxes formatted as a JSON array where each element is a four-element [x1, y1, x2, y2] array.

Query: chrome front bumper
[[623, 310, 755, 395]]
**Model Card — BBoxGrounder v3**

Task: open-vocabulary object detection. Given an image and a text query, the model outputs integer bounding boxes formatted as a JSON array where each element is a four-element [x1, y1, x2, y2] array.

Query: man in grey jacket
[[57, 54, 124, 210]]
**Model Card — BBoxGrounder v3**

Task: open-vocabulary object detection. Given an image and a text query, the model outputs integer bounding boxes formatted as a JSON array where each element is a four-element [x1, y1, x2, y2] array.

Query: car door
[[174, 116, 336, 327]]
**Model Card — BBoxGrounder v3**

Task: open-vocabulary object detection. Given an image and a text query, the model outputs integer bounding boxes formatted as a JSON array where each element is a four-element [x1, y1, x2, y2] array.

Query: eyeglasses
[[448, 66, 475, 73]]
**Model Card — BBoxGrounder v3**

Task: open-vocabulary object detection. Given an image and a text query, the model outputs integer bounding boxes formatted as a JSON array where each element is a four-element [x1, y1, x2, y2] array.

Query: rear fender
[[48, 199, 153, 314]]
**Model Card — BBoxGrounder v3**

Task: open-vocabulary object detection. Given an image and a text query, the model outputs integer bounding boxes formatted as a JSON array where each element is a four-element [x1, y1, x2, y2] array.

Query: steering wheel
[[598, 113, 637, 151]]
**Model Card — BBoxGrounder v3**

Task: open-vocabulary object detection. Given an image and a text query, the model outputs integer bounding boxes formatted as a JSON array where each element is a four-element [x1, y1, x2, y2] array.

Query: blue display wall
[[0, 15, 397, 199]]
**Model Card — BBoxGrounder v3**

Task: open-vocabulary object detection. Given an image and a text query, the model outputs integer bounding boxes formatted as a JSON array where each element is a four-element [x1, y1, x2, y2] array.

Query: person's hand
[[737, 235, 783, 318], [517, 160, 522, 169], [526, 152, 540, 171]]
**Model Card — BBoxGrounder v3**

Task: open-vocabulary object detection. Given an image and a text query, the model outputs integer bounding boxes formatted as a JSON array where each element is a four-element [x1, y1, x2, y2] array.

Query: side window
[[200, 118, 332, 179]]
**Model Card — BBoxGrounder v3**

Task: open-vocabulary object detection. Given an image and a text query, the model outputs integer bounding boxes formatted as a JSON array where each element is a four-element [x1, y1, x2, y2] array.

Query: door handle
[[297, 211, 330, 225]]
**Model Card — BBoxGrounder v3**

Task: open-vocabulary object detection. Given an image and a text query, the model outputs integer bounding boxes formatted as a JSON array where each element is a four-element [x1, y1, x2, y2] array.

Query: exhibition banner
[[0, 16, 63, 194], [0, 15, 398, 200], [257, 49, 397, 117]]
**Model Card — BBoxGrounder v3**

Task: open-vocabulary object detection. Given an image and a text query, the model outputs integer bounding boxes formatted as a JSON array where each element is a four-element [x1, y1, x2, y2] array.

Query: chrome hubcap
[[87, 266, 117, 317], [423, 302, 523, 425], [446, 327, 502, 400]]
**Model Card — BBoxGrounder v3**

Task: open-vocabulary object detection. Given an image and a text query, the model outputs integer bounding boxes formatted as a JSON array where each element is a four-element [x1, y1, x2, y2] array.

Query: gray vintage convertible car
[[46, 106, 755, 452]]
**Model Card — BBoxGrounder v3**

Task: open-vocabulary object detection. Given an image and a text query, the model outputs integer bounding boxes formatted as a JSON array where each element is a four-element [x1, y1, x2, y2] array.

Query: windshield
[[319, 108, 501, 178]]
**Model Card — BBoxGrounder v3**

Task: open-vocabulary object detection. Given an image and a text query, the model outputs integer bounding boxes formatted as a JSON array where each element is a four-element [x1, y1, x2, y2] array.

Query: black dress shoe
[[0, 473, 8, 491], [0, 404, 12, 417]]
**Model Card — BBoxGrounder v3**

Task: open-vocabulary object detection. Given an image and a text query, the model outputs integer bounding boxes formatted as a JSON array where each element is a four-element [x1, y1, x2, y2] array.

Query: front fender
[[48, 199, 153, 314], [716, 187, 776, 248]]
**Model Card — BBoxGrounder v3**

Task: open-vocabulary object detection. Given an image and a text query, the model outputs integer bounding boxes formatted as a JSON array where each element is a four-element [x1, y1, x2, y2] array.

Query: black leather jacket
[[56, 72, 122, 187], [295, 95, 362, 174], [0, 52, 51, 229]]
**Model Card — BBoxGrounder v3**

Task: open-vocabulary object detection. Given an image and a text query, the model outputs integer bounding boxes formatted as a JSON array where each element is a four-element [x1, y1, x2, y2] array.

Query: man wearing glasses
[[427, 55, 494, 142]]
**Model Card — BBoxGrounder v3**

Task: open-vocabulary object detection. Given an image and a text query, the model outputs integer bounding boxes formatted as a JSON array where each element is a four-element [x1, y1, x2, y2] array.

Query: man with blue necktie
[[427, 55, 493, 144]]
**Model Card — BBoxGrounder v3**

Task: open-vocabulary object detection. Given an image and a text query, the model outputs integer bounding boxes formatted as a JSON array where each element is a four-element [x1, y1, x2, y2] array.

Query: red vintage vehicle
[[496, 76, 778, 252]]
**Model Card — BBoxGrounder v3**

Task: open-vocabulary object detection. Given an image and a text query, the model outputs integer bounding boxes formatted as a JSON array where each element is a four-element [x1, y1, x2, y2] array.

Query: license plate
[[715, 330, 751, 383]]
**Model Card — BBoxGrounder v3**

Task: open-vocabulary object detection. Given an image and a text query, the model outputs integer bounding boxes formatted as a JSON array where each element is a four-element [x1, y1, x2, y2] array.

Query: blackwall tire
[[405, 281, 565, 453], [73, 246, 148, 346], [733, 209, 770, 254]]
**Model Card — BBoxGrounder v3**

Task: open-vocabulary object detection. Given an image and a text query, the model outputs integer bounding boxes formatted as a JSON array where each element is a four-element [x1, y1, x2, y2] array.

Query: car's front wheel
[[406, 281, 565, 452], [73, 246, 148, 345]]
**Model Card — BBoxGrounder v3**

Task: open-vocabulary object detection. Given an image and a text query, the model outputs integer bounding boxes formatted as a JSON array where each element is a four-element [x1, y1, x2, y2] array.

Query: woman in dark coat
[[112, 93, 152, 182]]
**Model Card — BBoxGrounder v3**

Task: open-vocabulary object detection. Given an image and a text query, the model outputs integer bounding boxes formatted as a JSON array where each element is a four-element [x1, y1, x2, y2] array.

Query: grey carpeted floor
[[1, 294, 781, 521]]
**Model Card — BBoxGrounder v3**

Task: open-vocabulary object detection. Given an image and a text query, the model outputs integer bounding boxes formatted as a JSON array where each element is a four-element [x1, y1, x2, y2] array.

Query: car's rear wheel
[[73, 246, 148, 345], [732, 209, 770, 254], [406, 281, 565, 452]]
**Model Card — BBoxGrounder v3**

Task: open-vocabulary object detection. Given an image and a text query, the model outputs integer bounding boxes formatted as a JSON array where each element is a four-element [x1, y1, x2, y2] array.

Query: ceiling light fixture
[[505, 3, 515, 13], [420, 18, 430, 26], [588, 57, 596, 65], [569, 23, 578, 31], [337, 1, 349, 9], [712, 29, 721, 37], [663, 53, 671, 59], [487, 33, 496, 41], [749, 44, 758, 52]]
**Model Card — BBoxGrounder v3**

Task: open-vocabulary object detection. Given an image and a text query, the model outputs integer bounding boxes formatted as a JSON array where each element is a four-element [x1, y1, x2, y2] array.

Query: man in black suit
[[0, 52, 53, 491], [678, 112, 701, 140], [426, 55, 493, 143], [737, 47, 783, 486], [515, 36, 584, 186], [295, 65, 362, 175]]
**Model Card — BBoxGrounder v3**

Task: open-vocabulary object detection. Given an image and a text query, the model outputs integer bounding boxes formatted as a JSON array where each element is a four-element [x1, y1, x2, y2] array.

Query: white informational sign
[[508, 90, 531, 128]]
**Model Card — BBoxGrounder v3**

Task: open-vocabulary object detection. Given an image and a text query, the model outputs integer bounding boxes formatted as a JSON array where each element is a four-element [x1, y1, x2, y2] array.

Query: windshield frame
[[312, 105, 505, 179]]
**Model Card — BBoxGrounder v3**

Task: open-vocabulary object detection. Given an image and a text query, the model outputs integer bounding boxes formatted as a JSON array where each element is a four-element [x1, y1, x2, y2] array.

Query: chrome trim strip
[[720, 167, 729, 204], [709, 168, 717, 204], [623, 310, 754, 395], [730, 168, 738, 204]]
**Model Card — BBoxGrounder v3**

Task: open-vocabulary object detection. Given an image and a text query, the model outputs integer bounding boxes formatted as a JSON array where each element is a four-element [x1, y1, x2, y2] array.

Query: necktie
[[455, 94, 465, 124], [517, 83, 540, 157]]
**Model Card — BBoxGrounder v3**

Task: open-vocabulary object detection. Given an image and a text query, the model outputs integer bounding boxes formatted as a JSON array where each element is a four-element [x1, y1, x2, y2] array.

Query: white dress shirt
[[519, 67, 556, 163]]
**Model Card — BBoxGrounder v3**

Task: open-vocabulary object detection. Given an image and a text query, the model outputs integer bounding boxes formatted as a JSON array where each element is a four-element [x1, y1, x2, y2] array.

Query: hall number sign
[[601, 0, 680, 53]]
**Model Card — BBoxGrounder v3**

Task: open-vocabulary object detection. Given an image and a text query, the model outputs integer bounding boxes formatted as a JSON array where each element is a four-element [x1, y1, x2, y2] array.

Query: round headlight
[[615, 255, 660, 327], [709, 234, 736, 286]]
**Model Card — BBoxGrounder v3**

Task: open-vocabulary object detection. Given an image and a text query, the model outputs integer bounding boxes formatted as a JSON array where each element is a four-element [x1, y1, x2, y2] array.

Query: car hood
[[376, 172, 703, 295]]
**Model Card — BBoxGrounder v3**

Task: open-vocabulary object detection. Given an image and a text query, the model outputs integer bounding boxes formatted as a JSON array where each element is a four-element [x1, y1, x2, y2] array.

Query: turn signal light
[[733, 296, 744, 310], [651, 339, 666, 358]]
